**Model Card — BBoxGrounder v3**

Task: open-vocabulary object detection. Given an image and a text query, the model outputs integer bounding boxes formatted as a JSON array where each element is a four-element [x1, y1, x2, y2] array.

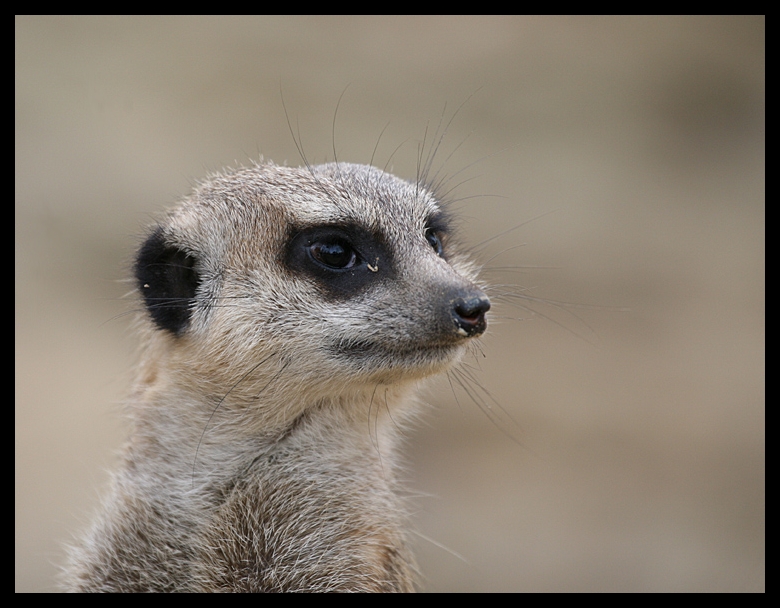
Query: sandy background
[[16, 16, 764, 592]]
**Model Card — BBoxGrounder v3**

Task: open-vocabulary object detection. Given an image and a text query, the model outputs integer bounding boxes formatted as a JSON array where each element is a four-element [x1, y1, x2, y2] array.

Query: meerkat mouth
[[329, 337, 467, 365]]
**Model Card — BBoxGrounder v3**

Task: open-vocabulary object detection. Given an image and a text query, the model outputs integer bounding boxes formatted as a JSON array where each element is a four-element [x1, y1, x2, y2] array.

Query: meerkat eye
[[425, 229, 444, 257], [309, 240, 358, 269]]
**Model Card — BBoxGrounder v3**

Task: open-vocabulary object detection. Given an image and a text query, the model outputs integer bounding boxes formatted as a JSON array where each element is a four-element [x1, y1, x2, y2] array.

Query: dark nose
[[452, 294, 491, 337]]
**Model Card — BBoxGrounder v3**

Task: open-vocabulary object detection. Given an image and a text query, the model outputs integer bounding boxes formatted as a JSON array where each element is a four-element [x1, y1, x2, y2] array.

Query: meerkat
[[63, 159, 490, 592]]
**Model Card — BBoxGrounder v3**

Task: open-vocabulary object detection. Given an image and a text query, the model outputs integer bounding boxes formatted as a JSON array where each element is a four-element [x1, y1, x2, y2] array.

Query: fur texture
[[64, 161, 489, 592]]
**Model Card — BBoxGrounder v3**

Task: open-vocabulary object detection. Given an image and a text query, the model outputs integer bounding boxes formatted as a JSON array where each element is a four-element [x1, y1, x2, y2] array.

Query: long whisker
[[191, 352, 278, 486]]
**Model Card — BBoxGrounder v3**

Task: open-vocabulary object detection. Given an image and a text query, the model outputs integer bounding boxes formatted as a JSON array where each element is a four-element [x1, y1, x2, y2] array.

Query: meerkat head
[[135, 161, 489, 405]]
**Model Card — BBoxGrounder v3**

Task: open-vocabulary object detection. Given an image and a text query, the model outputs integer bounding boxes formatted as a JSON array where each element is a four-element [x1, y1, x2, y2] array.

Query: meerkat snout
[[451, 292, 491, 337], [64, 160, 490, 592]]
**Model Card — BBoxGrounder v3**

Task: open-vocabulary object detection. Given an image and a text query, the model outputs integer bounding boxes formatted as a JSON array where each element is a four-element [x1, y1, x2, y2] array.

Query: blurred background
[[16, 16, 764, 592]]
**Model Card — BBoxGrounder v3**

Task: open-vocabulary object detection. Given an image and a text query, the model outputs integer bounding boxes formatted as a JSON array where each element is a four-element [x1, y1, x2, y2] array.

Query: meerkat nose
[[451, 293, 491, 337]]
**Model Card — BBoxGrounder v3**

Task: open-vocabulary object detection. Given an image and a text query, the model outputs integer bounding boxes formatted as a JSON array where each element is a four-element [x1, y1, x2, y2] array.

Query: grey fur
[[63, 161, 489, 592]]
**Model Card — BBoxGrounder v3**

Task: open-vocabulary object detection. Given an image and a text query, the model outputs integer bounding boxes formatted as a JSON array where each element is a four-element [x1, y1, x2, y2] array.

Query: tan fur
[[63, 161, 488, 592]]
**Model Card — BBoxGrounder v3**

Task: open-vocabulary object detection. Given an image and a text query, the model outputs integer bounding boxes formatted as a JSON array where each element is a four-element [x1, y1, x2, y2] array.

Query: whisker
[[191, 352, 278, 486], [448, 367, 525, 447], [331, 84, 352, 177], [472, 209, 559, 253], [367, 382, 381, 454], [493, 292, 599, 345]]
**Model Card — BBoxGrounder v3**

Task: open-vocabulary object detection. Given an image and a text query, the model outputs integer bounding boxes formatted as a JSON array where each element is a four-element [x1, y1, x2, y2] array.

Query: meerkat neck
[[68, 382, 420, 592], [126, 365, 417, 492]]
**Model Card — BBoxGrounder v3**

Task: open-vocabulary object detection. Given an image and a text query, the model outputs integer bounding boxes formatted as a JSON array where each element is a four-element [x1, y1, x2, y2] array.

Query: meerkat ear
[[135, 227, 200, 336]]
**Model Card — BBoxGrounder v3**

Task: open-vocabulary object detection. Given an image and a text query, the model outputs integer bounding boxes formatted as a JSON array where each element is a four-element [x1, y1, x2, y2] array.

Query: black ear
[[135, 228, 199, 336]]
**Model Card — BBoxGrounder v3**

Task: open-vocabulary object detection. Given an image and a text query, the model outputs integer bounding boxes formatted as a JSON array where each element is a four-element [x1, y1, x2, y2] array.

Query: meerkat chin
[[64, 160, 490, 592]]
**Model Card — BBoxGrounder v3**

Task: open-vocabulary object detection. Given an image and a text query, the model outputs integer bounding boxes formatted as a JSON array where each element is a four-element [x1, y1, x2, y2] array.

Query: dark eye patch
[[424, 211, 451, 259], [425, 228, 444, 257], [284, 223, 394, 300]]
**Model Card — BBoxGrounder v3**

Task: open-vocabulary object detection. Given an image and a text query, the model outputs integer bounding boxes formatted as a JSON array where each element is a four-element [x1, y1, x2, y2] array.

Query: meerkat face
[[135, 162, 489, 393]]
